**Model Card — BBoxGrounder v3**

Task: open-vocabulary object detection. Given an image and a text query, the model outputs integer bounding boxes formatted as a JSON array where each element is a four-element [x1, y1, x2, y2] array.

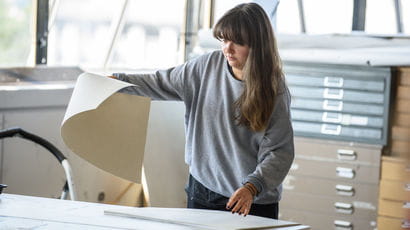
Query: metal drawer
[[291, 98, 384, 116], [289, 157, 380, 183], [280, 208, 377, 230], [286, 74, 385, 92], [294, 137, 382, 165], [290, 86, 384, 104], [284, 62, 391, 145], [291, 109, 383, 128], [283, 174, 379, 203], [293, 121, 382, 140], [281, 191, 377, 220]]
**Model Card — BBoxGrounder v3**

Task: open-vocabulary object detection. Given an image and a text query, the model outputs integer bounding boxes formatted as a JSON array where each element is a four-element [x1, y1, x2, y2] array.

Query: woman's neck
[[232, 67, 243, 81]]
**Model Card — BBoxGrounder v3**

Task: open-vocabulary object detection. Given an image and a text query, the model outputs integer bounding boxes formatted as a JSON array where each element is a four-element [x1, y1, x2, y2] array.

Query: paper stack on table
[[105, 207, 301, 230]]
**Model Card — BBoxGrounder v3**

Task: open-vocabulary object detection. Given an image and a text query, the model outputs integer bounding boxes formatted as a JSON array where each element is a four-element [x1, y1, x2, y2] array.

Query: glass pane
[[110, 0, 185, 69], [401, 0, 410, 34], [213, 0, 248, 23], [0, 0, 34, 67], [303, 0, 353, 34], [366, 0, 396, 34], [277, 0, 301, 34], [213, 0, 281, 28], [48, 0, 124, 67]]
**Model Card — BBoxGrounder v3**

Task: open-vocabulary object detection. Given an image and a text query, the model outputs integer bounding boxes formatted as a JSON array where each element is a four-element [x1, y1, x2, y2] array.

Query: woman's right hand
[[108, 75, 117, 79]]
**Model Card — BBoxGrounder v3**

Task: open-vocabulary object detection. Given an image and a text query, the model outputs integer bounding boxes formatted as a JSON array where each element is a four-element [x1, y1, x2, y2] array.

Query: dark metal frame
[[297, 0, 306, 33], [35, 0, 49, 65], [394, 0, 404, 33], [352, 0, 366, 31]]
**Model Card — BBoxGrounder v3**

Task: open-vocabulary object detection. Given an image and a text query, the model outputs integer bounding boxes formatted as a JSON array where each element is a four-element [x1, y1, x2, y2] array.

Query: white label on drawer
[[353, 201, 376, 210], [349, 116, 368, 126]]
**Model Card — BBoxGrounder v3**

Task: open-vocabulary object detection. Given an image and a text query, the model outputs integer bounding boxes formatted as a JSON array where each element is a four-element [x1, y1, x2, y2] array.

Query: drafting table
[[0, 193, 309, 229]]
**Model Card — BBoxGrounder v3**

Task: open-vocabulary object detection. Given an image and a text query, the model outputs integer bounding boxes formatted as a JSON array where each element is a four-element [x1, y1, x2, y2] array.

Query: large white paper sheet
[[105, 207, 301, 230], [0, 194, 308, 230], [61, 73, 151, 183]]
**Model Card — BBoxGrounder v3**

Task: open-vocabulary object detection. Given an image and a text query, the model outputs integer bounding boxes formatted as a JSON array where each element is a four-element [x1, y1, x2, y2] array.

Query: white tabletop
[[0, 193, 310, 230]]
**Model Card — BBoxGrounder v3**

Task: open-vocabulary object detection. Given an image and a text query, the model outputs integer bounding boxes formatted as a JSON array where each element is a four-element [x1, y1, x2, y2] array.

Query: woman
[[112, 3, 294, 219]]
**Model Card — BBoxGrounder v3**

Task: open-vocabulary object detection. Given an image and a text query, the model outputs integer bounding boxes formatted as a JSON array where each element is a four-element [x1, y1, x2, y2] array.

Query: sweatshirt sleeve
[[113, 55, 205, 101], [243, 86, 295, 195]]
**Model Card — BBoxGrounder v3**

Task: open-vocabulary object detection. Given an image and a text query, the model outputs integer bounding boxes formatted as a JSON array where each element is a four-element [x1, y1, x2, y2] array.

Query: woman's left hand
[[226, 186, 253, 216]]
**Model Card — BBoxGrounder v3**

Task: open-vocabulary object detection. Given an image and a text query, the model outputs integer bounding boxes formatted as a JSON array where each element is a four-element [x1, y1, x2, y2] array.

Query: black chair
[[0, 127, 76, 200]]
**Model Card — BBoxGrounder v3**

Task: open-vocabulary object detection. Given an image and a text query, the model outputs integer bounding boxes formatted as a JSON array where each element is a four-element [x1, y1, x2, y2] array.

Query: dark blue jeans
[[185, 175, 278, 219]]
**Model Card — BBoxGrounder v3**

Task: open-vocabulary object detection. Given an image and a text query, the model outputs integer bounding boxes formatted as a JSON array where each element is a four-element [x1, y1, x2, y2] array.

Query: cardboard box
[[393, 113, 410, 127], [378, 199, 410, 219], [378, 216, 410, 230], [398, 68, 410, 86], [395, 100, 410, 113], [397, 86, 410, 100], [381, 157, 410, 181], [391, 140, 410, 157], [392, 126, 410, 141], [379, 180, 410, 201]]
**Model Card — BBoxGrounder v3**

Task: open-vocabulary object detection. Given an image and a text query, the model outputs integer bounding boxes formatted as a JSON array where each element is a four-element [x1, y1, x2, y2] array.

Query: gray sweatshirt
[[114, 50, 294, 204]]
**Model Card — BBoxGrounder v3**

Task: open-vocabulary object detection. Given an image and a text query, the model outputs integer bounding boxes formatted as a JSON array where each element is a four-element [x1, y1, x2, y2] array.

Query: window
[[403, 0, 410, 33], [213, 0, 248, 23], [366, 0, 396, 34], [278, 0, 410, 35], [48, 0, 185, 69], [304, 0, 353, 34], [48, 0, 122, 67], [0, 0, 35, 67], [109, 0, 185, 69], [365, 0, 410, 34], [277, 0, 301, 34]]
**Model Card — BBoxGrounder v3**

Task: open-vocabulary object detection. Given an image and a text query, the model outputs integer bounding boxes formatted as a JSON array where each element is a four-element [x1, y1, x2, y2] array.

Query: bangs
[[213, 14, 250, 46]]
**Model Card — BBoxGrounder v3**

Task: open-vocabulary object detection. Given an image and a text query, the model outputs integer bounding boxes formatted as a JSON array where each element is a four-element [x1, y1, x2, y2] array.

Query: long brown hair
[[213, 3, 284, 132]]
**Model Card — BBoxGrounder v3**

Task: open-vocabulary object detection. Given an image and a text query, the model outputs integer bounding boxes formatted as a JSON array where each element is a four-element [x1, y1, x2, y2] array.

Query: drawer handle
[[324, 76, 344, 88], [323, 100, 343, 111], [322, 112, 342, 123], [321, 124, 341, 135], [403, 202, 410, 209], [337, 149, 357, 161], [336, 167, 355, 179], [335, 184, 355, 196], [334, 202, 354, 214], [324, 88, 344, 100], [402, 220, 410, 228], [334, 220, 353, 230], [405, 184, 410, 191]]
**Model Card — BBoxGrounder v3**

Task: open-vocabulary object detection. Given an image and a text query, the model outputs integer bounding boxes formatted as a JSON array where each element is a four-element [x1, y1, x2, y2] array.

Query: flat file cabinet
[[284, 62, 391, 145], [280, 61, 394, 230], [280, 137, 381, 230]]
